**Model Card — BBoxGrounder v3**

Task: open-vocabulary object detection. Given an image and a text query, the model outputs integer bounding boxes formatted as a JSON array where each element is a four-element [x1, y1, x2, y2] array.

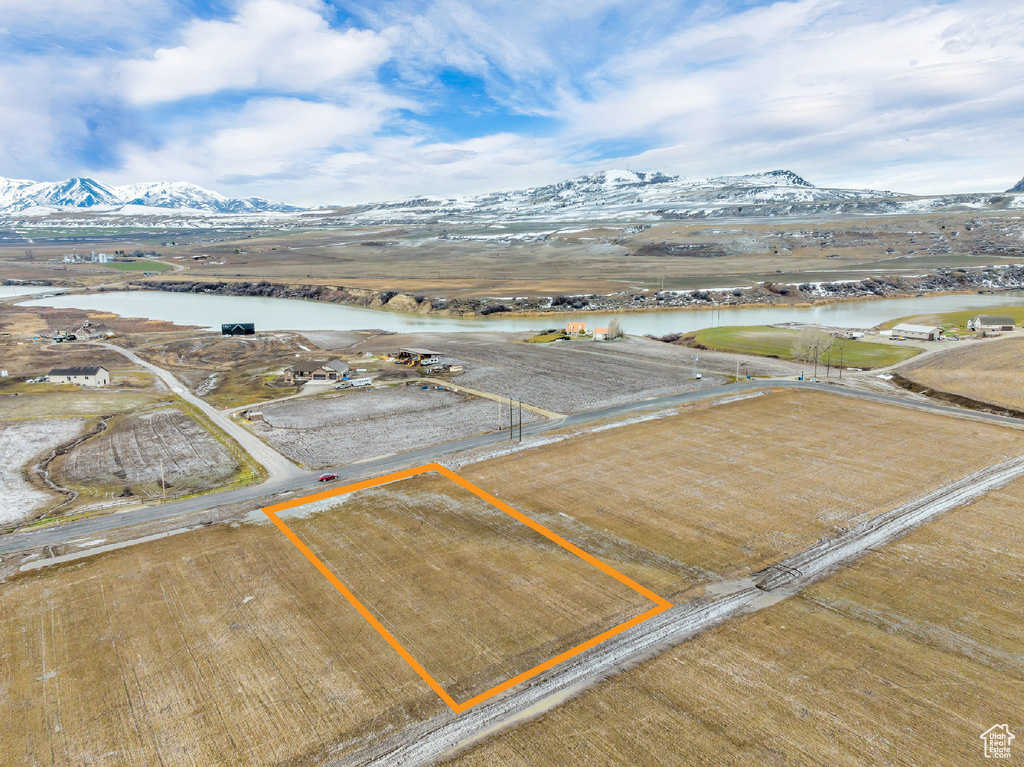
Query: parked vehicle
[[318, 473, 338, 482]]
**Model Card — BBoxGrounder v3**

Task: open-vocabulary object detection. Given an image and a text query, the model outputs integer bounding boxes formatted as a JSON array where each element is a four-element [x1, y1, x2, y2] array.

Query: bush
[[480, 303, 511, 315]]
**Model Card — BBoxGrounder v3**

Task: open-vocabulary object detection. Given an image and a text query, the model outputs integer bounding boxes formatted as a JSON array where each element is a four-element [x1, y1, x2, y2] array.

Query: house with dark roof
[[967, 315, 1015, 332], [283, 361, 344, 385], [47, 366, 110, 387]]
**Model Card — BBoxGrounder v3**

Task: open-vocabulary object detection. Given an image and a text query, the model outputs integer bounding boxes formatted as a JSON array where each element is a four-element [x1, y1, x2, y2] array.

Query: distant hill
[[1008, 177, 1024, 193], [0, 176, 302, 213]]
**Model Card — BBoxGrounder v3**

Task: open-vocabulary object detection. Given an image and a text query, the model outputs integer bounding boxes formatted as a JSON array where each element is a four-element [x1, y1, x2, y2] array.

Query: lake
[[21, 289, 1024, 335]]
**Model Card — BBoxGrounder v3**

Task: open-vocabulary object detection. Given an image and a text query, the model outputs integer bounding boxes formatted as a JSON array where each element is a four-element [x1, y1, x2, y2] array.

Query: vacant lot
[[0, 471, 652, 765], [51, 404, 243, 502], [459, 389, 1024, 591], [2, 388, 1020, 764], [454, 473, 1024, 767], [135, 334, 303, 407], [253, 386, 539, 468], [899, 337, 1024, 413], [283, 472, 656, 704], [360, 332, 724, 412], [0, 418, 87, 525], [678, 325, 920, 368]]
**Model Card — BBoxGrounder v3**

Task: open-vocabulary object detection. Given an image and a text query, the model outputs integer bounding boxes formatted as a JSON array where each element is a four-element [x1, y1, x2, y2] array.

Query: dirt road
[[342, 454, 1024, 766], [84, 342, 304, 482]]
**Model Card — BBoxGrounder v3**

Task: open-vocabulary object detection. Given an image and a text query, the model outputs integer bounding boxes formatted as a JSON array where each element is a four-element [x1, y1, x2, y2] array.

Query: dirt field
[[899, 337, 1024, 412], [2, 388, 1021, 764], [452, 473, 1024, 767], [458, 389, 1024, 592], [0, 419, 87, 525], [283, 472, 656, 704], [359, 332, 725, 412], [50, 404, 244, 503], [252, 386, 540, 469]]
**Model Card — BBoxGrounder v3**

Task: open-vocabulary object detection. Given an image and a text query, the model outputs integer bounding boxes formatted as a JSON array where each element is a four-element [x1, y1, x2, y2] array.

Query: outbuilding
[[396, 348, 443, 366], [221, 322, 255, 336], [891, 323, 944, 341], [593, 327, 609, 340], [967, 315, 1015, 332], [47, 366, 110, 387]]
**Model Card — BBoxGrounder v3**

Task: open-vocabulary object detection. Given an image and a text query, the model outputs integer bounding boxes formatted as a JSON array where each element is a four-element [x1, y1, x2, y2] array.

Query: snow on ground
[[0, 418, 86, 525]]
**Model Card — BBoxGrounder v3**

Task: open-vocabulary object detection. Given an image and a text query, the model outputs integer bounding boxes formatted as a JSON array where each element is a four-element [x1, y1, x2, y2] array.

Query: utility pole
[[838, 339, 845, 379], [812, 341, 820, 379], [160, 462, 166, 504], [825, 339, 833, 378], [518, 396, 523, 443]]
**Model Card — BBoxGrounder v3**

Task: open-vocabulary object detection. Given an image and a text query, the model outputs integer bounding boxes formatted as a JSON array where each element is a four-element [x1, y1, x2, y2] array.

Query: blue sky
[[0, 0, 1022, 204]]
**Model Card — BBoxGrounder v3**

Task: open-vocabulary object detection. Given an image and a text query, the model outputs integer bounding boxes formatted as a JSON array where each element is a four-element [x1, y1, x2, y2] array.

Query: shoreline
[[42, 275, 1024, 324]]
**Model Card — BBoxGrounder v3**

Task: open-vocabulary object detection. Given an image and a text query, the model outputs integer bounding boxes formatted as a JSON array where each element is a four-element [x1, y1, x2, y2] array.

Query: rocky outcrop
[[1007, 177, 1024, 193], [131, 264, 1024, 318]]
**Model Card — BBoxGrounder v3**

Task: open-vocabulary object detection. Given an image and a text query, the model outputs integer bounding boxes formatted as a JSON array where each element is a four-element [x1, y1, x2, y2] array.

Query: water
[[21, 289, 1024, 335], [1, 285, 65, 298]]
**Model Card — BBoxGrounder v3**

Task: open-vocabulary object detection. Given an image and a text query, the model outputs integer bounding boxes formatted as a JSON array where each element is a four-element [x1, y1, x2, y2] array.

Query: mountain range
[[0, 176, 301, 213], [0, 170, 1022, 223]]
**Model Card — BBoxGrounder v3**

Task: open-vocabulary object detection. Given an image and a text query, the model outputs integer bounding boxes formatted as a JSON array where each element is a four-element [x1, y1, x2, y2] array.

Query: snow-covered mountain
[[0, 176, 302, 213], [1007, 176, 1024, 193], [336, 169, 906, 225]]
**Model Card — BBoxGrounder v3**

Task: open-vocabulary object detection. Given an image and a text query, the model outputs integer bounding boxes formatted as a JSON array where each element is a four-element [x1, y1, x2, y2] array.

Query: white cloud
[[121, 0, 390, 104]]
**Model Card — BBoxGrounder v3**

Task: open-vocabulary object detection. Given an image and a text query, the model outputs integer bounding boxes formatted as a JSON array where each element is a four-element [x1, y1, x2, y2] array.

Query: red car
[[318, 473, 338, 482]]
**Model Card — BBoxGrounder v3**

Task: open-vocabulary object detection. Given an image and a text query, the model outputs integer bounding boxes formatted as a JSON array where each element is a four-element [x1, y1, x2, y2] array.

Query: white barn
[[967, 315, 1015, 332], [891, 323, 944, 341]]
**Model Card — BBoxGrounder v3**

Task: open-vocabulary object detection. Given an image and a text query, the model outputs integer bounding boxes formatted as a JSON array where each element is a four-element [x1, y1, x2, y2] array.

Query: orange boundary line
[[261, 463, 672, 713]]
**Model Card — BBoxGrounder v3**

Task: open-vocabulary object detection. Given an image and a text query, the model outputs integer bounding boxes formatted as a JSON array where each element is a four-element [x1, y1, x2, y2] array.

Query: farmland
[[458, 389, 1024, 589], [897, 336, 1024, 413], [676, 325, 920, 368], [453, 472, 1024, 767], [252, 386, 540, 469], [1, 387, 1021, 764], [50, 404, 246, 504]]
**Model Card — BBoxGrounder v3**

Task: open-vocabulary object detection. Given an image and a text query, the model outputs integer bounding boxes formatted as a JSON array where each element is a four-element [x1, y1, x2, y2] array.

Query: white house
[[967, 315, 1015, 332], [47, 366, 110, 387], [891, 323, 944, 341]]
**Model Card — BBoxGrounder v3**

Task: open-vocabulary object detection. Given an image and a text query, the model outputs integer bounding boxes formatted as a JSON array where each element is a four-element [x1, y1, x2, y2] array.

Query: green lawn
[[682, 325, 921, 369], [104, 259, 173, 272], [881, 304, 1024, 332]]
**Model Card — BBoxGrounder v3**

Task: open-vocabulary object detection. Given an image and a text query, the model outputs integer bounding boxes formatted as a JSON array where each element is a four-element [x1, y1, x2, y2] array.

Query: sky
[[0, 0, 1022, 205]]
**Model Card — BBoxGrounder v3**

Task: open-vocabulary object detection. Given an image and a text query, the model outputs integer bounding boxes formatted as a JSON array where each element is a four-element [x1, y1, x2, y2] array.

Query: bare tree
[[791, 328, 833, 363], [608, 318, 625, 340]]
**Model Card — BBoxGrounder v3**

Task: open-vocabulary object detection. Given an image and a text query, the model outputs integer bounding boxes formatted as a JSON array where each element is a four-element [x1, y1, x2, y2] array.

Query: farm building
[[221, 322, 255, 336], [593, 327, 610, 341], [47, 366, 110, 387], [566, 322, 588, 336], [283, 362, 344, 384], [967, 315, 1015, 332], [891, 323, 944, 341]]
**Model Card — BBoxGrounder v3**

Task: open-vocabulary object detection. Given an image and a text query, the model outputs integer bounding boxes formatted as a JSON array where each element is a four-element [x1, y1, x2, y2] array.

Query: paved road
[[3, 380, 1022, 556]]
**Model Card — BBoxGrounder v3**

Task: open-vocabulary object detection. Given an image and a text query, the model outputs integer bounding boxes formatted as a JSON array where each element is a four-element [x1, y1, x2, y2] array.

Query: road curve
[[2, 380, 1022, 556], [89, 342, 304, 481]]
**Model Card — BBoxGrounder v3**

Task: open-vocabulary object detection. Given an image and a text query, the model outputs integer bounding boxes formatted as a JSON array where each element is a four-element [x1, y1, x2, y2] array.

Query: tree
[[791, 328, 833, 363], [608, 318, 625, 340]]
